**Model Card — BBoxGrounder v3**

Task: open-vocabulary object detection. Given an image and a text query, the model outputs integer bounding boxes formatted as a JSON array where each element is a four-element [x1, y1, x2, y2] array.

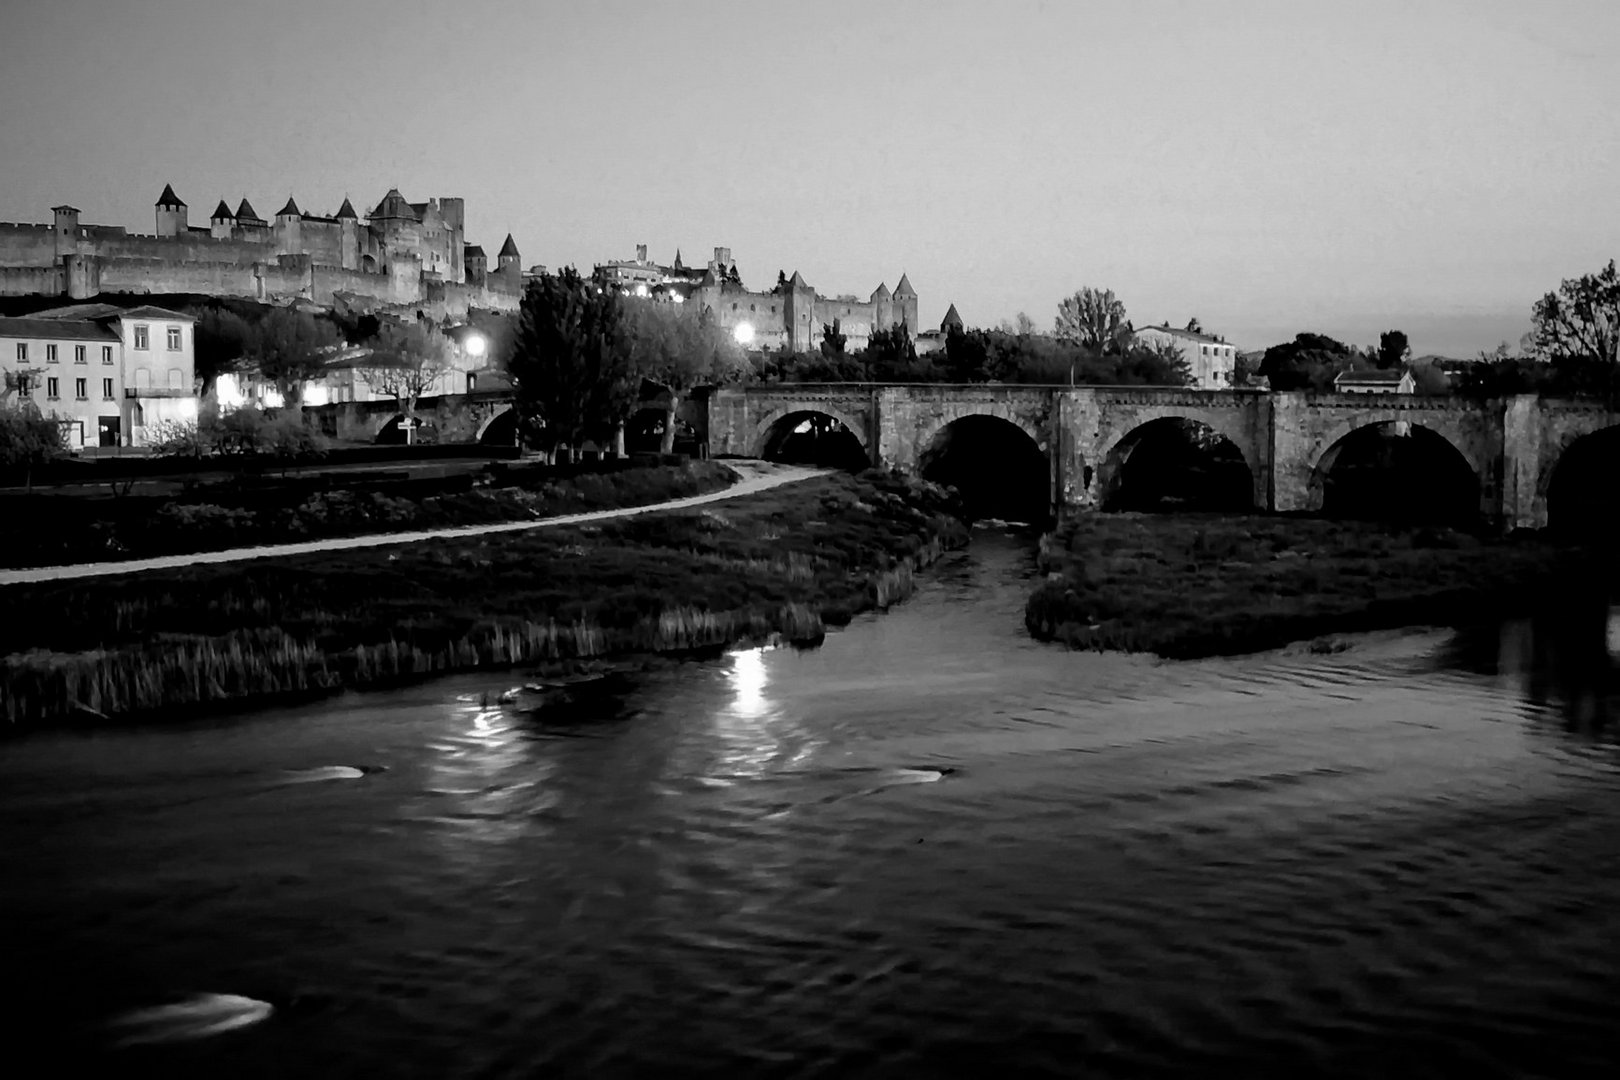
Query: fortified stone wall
[[0, 264, 62, 297], [0, 223, 56, 265], [94, 257, 262, 298]]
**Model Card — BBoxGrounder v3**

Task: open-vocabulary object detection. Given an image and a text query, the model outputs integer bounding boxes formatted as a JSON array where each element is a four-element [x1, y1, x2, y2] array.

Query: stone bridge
[[702, 384, 1620, 529]]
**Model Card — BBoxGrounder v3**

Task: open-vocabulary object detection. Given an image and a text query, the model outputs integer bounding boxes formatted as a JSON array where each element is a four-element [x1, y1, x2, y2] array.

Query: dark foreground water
[[3, 531, 1619, 1078]]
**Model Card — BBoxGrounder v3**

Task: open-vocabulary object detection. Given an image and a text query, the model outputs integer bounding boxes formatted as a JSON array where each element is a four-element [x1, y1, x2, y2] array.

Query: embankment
[[1, 471, 968, 729], [1026, 512, 1594, 659]]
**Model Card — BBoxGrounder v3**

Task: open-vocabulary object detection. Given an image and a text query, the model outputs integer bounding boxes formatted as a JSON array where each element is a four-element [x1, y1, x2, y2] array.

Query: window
[[166, 326, 182, 350], [168, 368, 183, 390], [47, 377, 60, 399], [102, 346, 113, 364], [75, 378, 87, 400], [14, 343, 25, 362], [75, 345, 85, 364], [133, 325, 149, 350], [46, 344, 58, 362], [14, 374, 30, 397], [102, 378, 114, 400]]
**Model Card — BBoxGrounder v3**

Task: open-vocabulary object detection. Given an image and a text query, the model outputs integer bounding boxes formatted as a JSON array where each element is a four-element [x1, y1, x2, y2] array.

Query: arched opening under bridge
[[478, 406, 519, 447], [1098, 418, 1254, 512], [1313, 421, 1479, 525], [918, 414, 1049, 523], [375, 413, 418, 445], [1546, 425, 1620, 539], [759, 410, 868, 470]]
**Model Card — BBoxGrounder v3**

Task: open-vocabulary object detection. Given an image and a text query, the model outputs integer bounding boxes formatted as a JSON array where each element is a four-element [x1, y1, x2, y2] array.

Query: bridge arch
[[1094, 415, 1258, 511], [918, 413, 1051, 522], [1541, 420, 1620, 534], [1307, 419, 1481, 520], [476, 404, 518, 446], [751, 405, 870, 459]]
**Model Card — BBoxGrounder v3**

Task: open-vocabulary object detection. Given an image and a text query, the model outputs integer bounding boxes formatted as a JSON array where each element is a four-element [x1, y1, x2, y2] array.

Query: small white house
[[1333, 368, 1415, 394]]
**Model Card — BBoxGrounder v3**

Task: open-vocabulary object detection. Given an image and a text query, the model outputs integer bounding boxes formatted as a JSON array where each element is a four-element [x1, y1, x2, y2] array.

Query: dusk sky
[[3, 0, 1616, 356]]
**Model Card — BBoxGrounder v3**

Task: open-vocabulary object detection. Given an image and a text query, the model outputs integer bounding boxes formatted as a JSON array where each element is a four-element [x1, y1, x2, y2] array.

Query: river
[[2, 530, 1618, 1077]]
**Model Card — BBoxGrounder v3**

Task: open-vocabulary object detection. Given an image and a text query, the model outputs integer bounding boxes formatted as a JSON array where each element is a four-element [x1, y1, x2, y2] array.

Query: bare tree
[[358, 319, 453, 439], [1531, 259, 1620, 364], [243, 306, 343, 406], [1054, 288, 1131, 353]]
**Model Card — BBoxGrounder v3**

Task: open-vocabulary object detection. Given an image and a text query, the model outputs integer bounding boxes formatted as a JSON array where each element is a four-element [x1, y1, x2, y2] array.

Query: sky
[[2, 0, 1616, 356]]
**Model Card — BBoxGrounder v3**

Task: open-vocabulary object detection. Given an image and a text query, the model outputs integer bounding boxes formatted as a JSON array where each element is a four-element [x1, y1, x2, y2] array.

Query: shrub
[[0, 402, 67, 487]]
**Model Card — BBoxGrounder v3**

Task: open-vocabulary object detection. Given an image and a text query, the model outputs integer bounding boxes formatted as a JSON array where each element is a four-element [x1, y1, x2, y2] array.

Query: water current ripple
[[2, 530, 1618, 1077]]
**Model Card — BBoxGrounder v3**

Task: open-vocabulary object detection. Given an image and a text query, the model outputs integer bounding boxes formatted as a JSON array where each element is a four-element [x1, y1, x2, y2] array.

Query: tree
[[0, 398, 66, 490], [1258, 332, 1361, 392], [821, 318, 847, 359], [1530, 259, 1620, 365], [864, 321, 923, 381], [189, 306, 254, 397], [242, 307, 343, 406], [1054, 288, 1131, 353], [504, 268, 626, 459], [357, 319, 453, 439], [629, 300, 747, 453], [1376, 329, 1411, 370]]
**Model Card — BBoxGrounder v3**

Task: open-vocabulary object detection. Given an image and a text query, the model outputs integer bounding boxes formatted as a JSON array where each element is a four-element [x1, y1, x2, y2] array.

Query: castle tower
[[52, 204, 81, 258], [464, 244, 488, 284], [870, 281, 893, 330], [335, 197, 360, 270], [209, 200, 235, 241], [438, 197, 465, 283], [940, 303, 964, 333], [496, 234, 521, 288], [273, 196, 302, 256], [155, 184, 188, 237], [784, 270, 816, 352], [893, 273, 918, 333]]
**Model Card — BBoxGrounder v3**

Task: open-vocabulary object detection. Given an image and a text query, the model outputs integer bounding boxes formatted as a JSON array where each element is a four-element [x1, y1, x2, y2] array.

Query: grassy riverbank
[[1026, 512, 1595, 659], [1, 471, 967, 729], [0, 460, 737, 568]]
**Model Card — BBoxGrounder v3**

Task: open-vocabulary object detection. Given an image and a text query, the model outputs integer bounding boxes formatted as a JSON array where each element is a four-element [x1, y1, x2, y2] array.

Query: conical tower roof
[[788, 270, 810, 290], [893, 273, 916, 296], [941, 303, 963, 330], [276, 196, 301, 217], [211, 200, 234, 221], [155, 184, 186, 208], [236, 198, 262, 222], [335, 197, 358, 220], [871, 281, 891, 300], [673, 248, 684, 269], [498, 233, 520, 258]]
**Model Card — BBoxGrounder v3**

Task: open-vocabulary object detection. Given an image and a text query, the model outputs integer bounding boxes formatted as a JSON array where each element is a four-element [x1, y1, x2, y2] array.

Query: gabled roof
[[370, 189, 418, 221], [463, 244, 487, 260], [0, 316, 121, 342], [498, 233, 520, 258], [118, 305, 196, 322], [210, 200, 234, 220], [156, 184, 186, 208], [893, 273, 916, 296], [276, 196, 301, 217], [236, 198, 264, 222], [870, 282, 891, 300], [1138, 322, 1227, 345], [26, 303, 124, 320], [941, 303, 963, 330], [1334, 368, 1410, 384], [335, 197, 358, 220]]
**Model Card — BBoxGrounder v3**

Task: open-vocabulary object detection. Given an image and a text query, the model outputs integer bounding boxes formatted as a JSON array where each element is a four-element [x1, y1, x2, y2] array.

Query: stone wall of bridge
[[708, 385, 1620, 530]]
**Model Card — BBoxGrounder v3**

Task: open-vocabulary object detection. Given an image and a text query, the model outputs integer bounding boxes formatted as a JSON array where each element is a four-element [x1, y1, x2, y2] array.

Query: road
[[0, 461, 825, 587]]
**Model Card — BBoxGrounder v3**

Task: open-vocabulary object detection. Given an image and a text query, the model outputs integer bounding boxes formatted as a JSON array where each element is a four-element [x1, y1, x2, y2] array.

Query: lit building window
[[133, 325, 149, 350]]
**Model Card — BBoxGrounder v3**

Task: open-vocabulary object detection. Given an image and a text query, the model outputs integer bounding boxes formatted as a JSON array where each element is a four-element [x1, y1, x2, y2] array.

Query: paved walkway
[[0, 461, 826, 587]]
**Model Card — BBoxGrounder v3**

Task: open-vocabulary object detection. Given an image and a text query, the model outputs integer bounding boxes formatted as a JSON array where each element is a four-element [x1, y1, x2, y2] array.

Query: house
[[0, 303, 197, 448], [1131, 324, 1238, 390], [1333, 368, 1415, 394]]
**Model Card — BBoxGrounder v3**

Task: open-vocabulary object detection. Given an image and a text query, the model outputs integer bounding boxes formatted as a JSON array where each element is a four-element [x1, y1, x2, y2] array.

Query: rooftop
[[1334, 369, 1410, 384], [0, 316, 121, 341]]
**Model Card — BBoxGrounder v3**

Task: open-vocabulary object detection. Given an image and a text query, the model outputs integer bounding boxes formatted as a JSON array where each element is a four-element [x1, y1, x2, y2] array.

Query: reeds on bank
[[2, 471, 967, 728]]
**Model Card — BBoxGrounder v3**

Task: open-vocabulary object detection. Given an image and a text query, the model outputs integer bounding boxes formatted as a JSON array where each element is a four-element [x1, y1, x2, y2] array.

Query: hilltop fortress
[[0, 185, 524, 319]]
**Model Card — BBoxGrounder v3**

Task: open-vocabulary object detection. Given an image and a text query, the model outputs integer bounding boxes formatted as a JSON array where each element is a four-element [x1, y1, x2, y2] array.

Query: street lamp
[[463, 332, 487, 359], [733, 322, 755, 346]]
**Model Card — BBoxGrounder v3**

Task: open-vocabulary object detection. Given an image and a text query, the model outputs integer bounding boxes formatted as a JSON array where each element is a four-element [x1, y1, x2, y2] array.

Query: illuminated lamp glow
[[463, 333, 487, 358], [733, 322, 755, 345]]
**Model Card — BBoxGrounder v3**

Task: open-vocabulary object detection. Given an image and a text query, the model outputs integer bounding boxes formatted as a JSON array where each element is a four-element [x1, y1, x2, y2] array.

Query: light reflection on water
[[0, 531, 1616, 1077]]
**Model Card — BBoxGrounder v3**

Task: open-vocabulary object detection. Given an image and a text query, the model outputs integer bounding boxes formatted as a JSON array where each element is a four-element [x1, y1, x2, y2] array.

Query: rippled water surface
[[4, 530, 1619, 1078]]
